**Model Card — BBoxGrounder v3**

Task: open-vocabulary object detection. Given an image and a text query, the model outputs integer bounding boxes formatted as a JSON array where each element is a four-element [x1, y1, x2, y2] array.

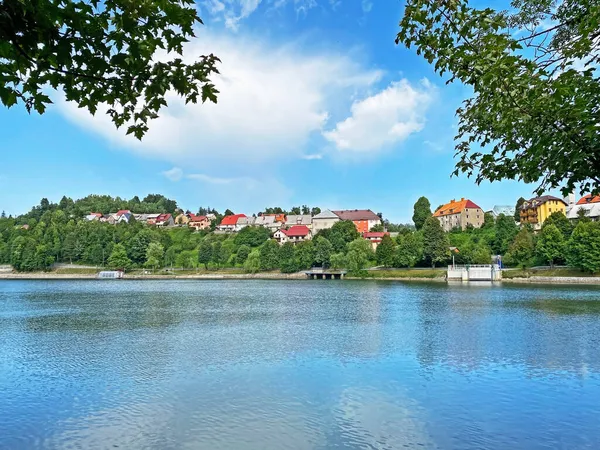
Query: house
[[486, 205, 516, 219], [520, 195, 567, 230], [145, 214, 161, 225], [285, 215, 312, 228], [85, 212, 102, 222], [566, 194, 600, 221], [255, 215, 280, 232], [362, 231, 390, 250], [333, 209, 381, 233], [237, 216, 257, 228], [312, 209, 340, 233], [155, 213, 174, 227], [274, 225, 312, 245], [115, 210, 132, 224], [434, 198, 484, 232], [188, 214, 212, 230], [217, 214, 247, 232]]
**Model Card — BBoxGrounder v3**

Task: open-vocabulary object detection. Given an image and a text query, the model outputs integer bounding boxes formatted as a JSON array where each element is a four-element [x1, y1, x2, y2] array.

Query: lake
[[1, 280, 600, 449]]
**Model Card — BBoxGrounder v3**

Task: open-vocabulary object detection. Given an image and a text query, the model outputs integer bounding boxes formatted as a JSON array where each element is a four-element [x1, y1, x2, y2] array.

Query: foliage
[[0, 0, 220, 139], [375, 235, 395, 267], [295, 241, 315, 270], [370, 224, 384, 232], [107, 243, 131, 270], [542, 212, 573, 238], [234, 226, 271, 248], [412, 197, 431, 230], [259, 240, 280, 271], [145, 242, 164, 269], [515, 197, 526, 222], [198, 241, 212, 269], [236, 245, 251, 265], [243, 250, 261, 274], [567, 221, 600, 273], [535, 224, 565, 268], [493, 214, 519, 255], [346, 238, 374, 272], [321, 220, 360, 253], [422, 217, 449, 268], [505, 229, 535, 268], [329, 252, 347, 270], [279, 243, 298, 273], [397, 0, 600, 196], [313, 236, 333, 267], [394, 232, 423, 268]]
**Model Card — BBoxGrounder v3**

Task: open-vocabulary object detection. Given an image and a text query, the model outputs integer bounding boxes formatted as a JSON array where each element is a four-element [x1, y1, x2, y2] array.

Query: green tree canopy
[[397, 0, 600, 195], [412, 197, 431, 230], [236, 244, 251, 265], [493, 214, 519, 255], [0, 0, 219, 138], [542, 212, 573, 239], [536, 224, 565, 268], [394, 232, 423, 268], [259, 240, 280, 271], [514, 197, 526, 222], [107, 243, 131, 270], [567, 221, 600, 273], [375, 235, 395, 267], [313, 236, 333, 268], [198, 240, 212, 269], [145, 242, 164, 269], [346, 238, 374, 272], [505, 228, 535, 268], [422, 216, 449, 268], [243, 250, 261, 274], [234, 226, 271, 248], [279, 243, 298, 274]]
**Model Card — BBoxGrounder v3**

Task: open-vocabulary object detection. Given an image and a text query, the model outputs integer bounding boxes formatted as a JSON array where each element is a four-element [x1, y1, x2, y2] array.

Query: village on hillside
[[80, 193, 600, 249]]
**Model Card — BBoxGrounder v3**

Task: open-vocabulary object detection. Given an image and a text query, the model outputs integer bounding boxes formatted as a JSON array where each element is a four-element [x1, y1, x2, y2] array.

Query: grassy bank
[[502, 268, 600, 279], [347, 269, 446, 280]]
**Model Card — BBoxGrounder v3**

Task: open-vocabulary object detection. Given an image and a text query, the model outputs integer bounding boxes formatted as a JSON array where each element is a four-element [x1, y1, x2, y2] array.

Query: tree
[[234, 226, 271, 247], [128, 230, 153, 265], [279, 243, 298, 273], [493, 214, 518, 255], [514, 198, 526, 222], [395, 232, 423, 268], [370, 223, 384, 232], [397, 1, 600, 196], [0, 0, 219, 139], [295, 241, 315, 270], [346, 238, 374, 272], [376, 235, 395, 267], [482, 212, 495, 229], [330, 252, 347, 270], [536, 224, 564, 268], [223, 209, 234, 217], [313, 237, 333, 267], [243, 250, 261, 274], [1, 211, 5, 219], [302, 205, 310, 215], [236, 245, 251, 265], [311, 207, 321, 216], [567, 222, 600, 273], [412, 197, 432, 230], [290, 206, 301, 215], [421, 216, 449, 268], [145, 242, 164, 270], [576, 207, 592, 224], [198, 240, 212, 270], [542, 212, 573, 239], [107, 243, 131, 270], [211, 241, 222, 268], [505, 229, 535, 268], [259, 240, 280, 271], [328, 220, 360, 253]]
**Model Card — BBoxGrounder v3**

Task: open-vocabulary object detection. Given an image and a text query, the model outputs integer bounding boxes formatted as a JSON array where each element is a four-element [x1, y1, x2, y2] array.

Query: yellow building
[[519, 196, 567, 230]]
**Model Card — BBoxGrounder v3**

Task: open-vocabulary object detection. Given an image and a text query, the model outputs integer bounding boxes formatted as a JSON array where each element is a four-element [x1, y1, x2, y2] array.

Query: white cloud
[[301, 154, 323, 160], [162, 167, 184, 182], [361, 0, 372, 13], [57, 30, 383, 168], [323, 79, 435, 153]]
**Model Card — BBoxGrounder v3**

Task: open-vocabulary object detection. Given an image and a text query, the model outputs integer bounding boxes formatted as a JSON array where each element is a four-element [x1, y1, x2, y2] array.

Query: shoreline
[[1, 272, 600, 285]]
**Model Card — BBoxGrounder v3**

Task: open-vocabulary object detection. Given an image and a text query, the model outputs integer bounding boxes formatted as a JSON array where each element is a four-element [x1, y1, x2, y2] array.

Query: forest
[[1, 194, 600, 274]]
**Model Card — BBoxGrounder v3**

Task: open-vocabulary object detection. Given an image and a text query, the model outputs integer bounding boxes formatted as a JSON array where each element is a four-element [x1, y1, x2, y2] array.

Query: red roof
[[282, 225, 311, 237], [90, 212, 102, 217], [220, 214, 246, 226], [333, 209, 380, 221], [117, 210, 131, 216], [156, 213, 172, 223], [577, 194, 600, 205], [362, 232, 388, 239], [433, 198, 481, 217], [189, 214, 207, 222]]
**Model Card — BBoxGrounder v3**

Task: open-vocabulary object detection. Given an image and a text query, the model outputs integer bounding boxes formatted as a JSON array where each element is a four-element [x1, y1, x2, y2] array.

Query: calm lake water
[[2, 280, 600, 449]]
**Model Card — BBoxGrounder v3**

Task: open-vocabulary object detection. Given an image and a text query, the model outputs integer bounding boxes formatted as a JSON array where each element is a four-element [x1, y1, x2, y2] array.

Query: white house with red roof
[[217, 214, 247, 232], [188, 214, 212, 230], [362, 231, 390, 250], [274, 225, 312, 245], [567, 194, 600, 221]]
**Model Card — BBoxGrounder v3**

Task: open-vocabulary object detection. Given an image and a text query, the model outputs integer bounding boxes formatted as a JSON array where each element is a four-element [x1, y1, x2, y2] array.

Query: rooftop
[[333, 209, 380, 221], [434, 198, 482, 217]]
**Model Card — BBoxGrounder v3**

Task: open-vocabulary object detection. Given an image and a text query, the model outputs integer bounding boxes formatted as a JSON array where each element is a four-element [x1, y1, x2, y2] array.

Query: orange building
[[333, 210, 381, 233], [433, 198, 484, 232]]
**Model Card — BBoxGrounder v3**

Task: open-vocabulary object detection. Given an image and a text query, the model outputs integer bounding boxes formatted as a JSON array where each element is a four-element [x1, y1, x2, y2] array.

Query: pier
[[305, 268, 347, 280], [447, 264, 502, 282]]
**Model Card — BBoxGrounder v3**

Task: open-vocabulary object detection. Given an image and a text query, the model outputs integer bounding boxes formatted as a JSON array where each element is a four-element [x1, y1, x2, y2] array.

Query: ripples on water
[[1, 280, 600, 449]]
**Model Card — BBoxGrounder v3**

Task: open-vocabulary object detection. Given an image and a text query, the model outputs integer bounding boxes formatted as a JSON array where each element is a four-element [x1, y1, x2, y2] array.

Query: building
[[333, 210, 381, 233], [175, 213, 190, 225], [85, 212, 102, 222], [274, 225, 312, 245], [433, 198, 484, 232], [116, 210, 132, 223], [285, 215, 312, 228], [566, 194, 600, 221], [155, 213, 174, 227], [362, 232, 390, 250], [254, 215, 281, 232], [486, 205, 516, 219], [237, 216, 257, 228], [520, 195, 567, 230], [217, 214, 247, 232], [312, 209, 340, 233], [188, 214, 211, 230]]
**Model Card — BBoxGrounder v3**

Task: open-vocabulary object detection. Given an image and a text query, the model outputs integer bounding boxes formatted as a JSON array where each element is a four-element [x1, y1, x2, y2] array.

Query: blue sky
[[0, 0, 552, 222]]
